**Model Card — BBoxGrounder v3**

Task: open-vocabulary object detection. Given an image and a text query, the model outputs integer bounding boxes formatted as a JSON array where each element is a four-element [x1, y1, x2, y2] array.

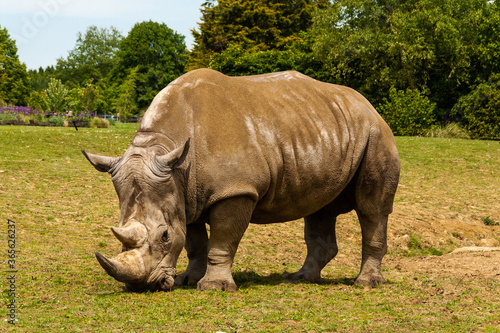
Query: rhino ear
[[82, 150, 121, 173], [156, 138, 190, 169]]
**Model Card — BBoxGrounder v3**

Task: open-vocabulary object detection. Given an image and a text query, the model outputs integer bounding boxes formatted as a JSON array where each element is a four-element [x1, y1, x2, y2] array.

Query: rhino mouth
[[124, 276, 174, 292], [145, 262, 177, 292]]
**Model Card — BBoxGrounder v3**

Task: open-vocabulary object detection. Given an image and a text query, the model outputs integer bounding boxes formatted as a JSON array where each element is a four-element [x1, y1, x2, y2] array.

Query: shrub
[[424, 123, 470, 139], [378, 87, 437, 136], [89, 117, 110, 128], [47, 115, 65, 127], [451, 74, 500, 139], [0, 112, 18, 121]]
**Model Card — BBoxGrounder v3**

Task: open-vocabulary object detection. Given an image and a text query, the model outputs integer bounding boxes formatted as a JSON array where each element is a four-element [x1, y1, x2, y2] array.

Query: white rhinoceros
[[83, 69, 400, 292]]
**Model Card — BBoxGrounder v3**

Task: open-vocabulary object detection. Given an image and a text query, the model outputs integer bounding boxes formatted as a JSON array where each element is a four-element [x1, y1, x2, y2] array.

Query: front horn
[[111, 220, 147, 248], [95, 249, 146, 283]]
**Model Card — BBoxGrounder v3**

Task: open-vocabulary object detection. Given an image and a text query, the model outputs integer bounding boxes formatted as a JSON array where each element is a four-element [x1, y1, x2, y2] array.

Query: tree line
[[1, 0, 499, 137]]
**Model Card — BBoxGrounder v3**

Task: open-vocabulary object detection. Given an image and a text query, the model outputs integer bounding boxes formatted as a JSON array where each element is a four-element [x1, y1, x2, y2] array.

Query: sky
[[0, 0, 205, 70]]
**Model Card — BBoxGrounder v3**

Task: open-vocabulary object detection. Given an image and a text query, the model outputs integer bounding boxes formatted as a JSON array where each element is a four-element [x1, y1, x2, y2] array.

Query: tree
[[26, 91, 47, 112], [0, 26, 30, 105], [209, 30, 331, 80], [473, 1, 500, 81], [311, 0, 498, 112], [188, 0, 330, 70], [56, 26, 122, 87], [29, 66, 56, 92], [110, 21, 187, 111], [43, 78, 69, 113], [66, 80, 105, 113], [451, 73, 500, 139], [113, 67, 139, 121]]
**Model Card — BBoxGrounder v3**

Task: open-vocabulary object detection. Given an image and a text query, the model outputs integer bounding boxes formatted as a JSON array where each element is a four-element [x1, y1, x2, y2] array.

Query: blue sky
[[0, 0, 205, 70]]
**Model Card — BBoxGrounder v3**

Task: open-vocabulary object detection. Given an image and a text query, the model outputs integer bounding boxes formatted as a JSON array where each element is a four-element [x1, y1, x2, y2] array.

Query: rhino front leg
[[197, 196, 254, 292], [175, 221, 208, 286]]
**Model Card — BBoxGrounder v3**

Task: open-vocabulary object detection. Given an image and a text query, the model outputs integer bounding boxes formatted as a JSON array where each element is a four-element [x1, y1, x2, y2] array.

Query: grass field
[[1, 125, 499, 332]]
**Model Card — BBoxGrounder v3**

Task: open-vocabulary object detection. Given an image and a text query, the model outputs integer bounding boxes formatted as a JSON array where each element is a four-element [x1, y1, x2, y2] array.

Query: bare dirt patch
[[386, 248, 500, 280]]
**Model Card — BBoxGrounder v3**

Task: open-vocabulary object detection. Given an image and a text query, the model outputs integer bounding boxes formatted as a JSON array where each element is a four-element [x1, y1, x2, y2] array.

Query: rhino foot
[[174, 270, 204, 286], [285, 270, 321, 284], [354, 274, 385, 287], [197, 276, 238, 292]]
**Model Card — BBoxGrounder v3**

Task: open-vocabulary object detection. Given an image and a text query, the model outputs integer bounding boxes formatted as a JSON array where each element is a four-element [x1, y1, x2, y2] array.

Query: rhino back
[[139, 69, 387, 223]]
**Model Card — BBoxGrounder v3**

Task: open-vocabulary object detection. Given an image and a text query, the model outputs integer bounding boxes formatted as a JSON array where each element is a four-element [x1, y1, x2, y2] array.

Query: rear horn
[[111, 219, 147, 248]]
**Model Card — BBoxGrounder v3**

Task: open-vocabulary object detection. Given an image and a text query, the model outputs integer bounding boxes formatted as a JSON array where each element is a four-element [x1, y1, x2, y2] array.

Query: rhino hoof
[[354, 275, 385, 287], [174, 271, 202, 286], [197, 278, 238, 292], [285, 270, 321, 284]]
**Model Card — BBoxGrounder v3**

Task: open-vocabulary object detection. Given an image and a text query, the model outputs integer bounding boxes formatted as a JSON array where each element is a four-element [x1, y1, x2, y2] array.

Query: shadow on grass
[[233, 270, 356, 289], [93, 271, 357, 294], [171, 270, 357, 291]]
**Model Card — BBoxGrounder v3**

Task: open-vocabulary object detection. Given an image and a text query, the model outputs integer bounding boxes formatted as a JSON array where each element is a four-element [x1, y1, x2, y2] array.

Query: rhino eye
[[161, 230, 169, 242]]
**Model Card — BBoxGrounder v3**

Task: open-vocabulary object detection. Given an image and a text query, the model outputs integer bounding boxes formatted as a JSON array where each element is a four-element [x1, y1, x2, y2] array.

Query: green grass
[[0, 126, 499, 332]]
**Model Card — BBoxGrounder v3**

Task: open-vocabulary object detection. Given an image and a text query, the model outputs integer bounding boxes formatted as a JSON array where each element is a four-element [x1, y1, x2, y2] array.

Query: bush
[[0, 112, 18, 121], [451, 74, 500, 139], [424, 123, 470, 139], [89, 117, 110, 128], [378, 87, 437, 136], [47, 116, 65, 127]]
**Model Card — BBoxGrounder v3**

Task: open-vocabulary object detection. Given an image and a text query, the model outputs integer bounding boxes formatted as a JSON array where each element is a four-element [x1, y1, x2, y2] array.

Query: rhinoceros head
[[82, 139, 190, 292]]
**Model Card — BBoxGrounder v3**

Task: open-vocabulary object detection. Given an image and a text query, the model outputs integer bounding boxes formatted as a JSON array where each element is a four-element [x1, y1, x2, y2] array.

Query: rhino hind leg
[[286, 206, 340, 283], [175, 222, 209, 287], [197, 196, 254, 292], [352, 128, 400, 287], [354, 212, 388, 286]]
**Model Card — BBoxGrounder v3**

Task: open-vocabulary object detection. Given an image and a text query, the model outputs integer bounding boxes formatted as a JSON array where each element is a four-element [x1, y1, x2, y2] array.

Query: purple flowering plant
[[0, 105, 96, 125]]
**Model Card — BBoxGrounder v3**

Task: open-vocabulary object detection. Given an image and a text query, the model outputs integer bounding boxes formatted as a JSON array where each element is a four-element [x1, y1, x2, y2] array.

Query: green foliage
[[475, 2, 500, 80], [113, 67, 139, 121], [482, 216, 499, 226], [209, 45, 297, 76], [424, 123, 470, 139], [56, 26, 122, 87], [209, 31, 331, 80], [0, 112, 17, 121], [451, 74, 500, 139], [311, 0, 499, 111], [47, 115, 65, 126], [405, 234, 443, 257], [43, 78, 69, 112], [89, 117, 110, 128], [111, 21, 187, 111], [66, 80, 105, 113], [378, 87, 437, 136], [189, 0, 330, 70], [27, 90, 47, 112], [29, 66, 56, 92], [0, 26, 30, 105]]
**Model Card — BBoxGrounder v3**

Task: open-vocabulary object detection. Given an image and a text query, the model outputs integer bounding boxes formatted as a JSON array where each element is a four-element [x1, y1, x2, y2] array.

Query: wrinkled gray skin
[[83, 69, 400, 292]]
